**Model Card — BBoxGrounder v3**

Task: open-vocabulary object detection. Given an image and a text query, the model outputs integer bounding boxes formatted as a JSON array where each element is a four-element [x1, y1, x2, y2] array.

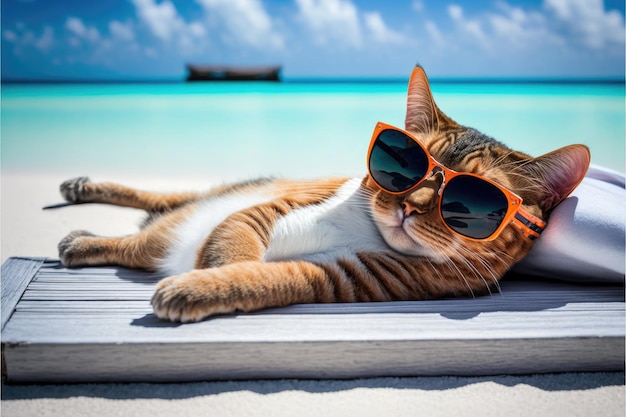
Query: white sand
[[1, 173, 624, 417]]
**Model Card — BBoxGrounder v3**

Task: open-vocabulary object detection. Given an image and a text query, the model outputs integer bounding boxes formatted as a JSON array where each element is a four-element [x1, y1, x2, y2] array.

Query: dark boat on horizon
[[185, 64, 282, 82]]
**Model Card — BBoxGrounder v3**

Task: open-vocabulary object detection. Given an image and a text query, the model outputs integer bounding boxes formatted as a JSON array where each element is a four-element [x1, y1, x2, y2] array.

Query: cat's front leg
[[151, 261, 336, 322]]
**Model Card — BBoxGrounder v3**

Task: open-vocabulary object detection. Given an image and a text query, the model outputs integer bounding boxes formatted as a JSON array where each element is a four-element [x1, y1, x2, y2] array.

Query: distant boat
[[185, 64, 282, 82]]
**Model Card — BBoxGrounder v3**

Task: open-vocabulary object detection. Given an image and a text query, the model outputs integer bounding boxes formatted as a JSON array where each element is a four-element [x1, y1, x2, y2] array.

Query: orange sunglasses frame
[[367, 122, 546, 241]]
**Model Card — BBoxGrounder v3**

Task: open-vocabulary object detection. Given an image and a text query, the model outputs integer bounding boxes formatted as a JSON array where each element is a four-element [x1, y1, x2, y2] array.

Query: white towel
[[512, 165, 625, 283]]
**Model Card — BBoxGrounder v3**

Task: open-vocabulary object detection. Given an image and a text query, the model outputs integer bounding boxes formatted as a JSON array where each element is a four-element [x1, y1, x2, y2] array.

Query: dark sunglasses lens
[[369, 129, 429, 192], [441, 176, 509, 239]]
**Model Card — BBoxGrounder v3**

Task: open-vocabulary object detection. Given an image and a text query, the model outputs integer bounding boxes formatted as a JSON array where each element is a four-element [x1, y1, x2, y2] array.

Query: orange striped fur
[[57, 67, 590, 322]]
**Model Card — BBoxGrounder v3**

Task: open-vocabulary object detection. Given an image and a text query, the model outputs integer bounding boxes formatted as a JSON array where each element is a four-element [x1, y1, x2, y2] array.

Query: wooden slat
[[1, 257, 44, 330], [12, 299, 624, 314], [21, 290, 152, 301], [4, 338, 623, 383], [1, 258, 624, 383], [4, 306, 625, 341]]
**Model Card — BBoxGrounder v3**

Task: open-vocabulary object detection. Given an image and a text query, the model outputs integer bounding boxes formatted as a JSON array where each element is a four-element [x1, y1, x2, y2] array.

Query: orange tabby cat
[[56, 66, 590, 322]]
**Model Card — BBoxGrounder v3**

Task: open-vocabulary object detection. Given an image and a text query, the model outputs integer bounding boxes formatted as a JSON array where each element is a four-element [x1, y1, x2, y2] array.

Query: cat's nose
[[403, 201, 426, 216], [402, 189, 438, 216], [402, 172, 442, 216]]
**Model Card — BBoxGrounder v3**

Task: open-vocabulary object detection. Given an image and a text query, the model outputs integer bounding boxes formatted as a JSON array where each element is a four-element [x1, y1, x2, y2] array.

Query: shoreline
[[3, 77, 625, 85]]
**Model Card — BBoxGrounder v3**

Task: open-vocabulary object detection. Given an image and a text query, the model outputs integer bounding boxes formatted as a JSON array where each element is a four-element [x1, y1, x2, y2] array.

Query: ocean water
[[1, 81, 624, 182]]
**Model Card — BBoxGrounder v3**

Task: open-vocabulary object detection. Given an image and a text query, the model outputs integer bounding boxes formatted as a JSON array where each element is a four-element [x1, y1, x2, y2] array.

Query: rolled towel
[[512, 165, 625, 283]]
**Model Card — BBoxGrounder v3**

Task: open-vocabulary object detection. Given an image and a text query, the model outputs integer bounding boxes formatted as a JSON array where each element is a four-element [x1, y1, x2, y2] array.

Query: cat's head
[[366, 66, 590, 269]]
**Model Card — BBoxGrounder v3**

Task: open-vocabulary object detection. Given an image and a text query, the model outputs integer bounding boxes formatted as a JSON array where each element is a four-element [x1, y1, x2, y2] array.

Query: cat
[[56, 66, 590, 322]]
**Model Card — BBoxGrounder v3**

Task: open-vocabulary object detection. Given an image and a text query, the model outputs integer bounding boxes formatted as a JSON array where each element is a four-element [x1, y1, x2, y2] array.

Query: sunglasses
[[367, 122, 546, 241]]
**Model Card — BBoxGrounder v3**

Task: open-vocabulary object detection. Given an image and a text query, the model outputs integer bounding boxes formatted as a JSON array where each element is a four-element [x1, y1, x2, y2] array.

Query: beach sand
[[1, 173, 624, 417]]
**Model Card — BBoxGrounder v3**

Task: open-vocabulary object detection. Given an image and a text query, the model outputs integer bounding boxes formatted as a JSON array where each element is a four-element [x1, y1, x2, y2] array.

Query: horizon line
[[1, 76, 624, 85]]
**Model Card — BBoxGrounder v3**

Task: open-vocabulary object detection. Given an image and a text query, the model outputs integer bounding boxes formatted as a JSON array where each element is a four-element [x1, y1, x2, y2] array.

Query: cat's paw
[[152, 273, 227, 323], [60, 176, 91, 203], [58, 230, 96, 267]]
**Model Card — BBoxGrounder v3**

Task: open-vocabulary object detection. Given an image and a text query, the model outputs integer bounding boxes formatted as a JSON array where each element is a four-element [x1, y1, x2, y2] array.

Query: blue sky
[[2, 0, 625, 80]]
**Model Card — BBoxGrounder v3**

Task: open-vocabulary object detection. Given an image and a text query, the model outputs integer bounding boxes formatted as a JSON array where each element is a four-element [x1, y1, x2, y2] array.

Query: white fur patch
[[160, 190, 275, 275], [264, 178, 392, 264]]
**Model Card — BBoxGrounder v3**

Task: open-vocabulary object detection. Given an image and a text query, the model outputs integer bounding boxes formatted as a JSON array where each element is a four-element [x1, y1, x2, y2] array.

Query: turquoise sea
[[1, 81, 624, 181]]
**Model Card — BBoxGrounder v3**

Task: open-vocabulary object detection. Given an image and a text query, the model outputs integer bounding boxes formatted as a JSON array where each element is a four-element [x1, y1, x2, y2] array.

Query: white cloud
[[3, 25, 55, 52], [486, 2, 561, 47], [544, 0, 624, 49], [545, 0, 580, 20], [196, 0, 283, 49], [425, 21, 444, 46], [445, 0, 624, 53], [3, 30, 18, 42], [363, 11, 404, 44], [296, 1, 408, 48], [131, 0, 179, 41], [448, 4, 488, 45], [131, 0, 206, 52], [109, 20, 135, 41], [65, 17, 101, 43], [489, 5, 527, 38], [412, 1, 424, 12], [295, 0, 362, 48], [57, 17, 140, 65], [34, 26, 54, 51], [188, 22, 206, 38], [65, 17, 86, 37], [448, 4, 463, 20]]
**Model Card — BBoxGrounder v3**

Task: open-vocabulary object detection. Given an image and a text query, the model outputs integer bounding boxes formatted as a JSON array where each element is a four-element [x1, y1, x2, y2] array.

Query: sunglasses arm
[[512, 207, 546, 240]]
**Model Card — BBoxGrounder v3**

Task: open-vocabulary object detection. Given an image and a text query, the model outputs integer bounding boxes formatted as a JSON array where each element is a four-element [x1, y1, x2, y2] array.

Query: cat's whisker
[[454, 249, 494, 296], [424, 257, 446, 286], [466, 245, 504, 283], [456, 246, 502, 295], [439, 254, 476, 298]]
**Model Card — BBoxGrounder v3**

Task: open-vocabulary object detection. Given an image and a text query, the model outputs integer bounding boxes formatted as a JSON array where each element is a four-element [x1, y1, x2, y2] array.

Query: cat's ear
[[405, 65, 457, 134], [525, 144, 591, 213]]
